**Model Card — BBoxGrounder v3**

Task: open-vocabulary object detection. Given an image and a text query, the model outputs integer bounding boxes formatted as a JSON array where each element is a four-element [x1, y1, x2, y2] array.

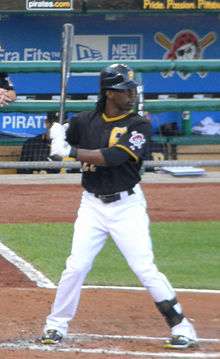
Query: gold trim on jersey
[[115, 144, 139, 162], [102, 110, 133, 122], [109, 127, 127, 147]]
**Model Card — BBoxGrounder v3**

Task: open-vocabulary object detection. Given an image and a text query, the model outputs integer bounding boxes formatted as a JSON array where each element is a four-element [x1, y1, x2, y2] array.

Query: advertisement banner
[[0, 113, 47, 138], [74, 35, 143, 61], [108, 35, 143, 60], [26, 0, 73, 11], [1, 14, 219, 94], [0, 13, 220, 136]]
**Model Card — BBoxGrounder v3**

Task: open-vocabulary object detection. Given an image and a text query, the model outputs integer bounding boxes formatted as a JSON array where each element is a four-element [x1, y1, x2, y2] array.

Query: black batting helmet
[[100, 64, 138, 91]]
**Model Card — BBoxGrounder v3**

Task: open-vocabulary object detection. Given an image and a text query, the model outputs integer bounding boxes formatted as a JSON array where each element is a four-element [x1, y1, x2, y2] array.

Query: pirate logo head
[[155, 30, 216, 79], [167, 32, 199, 61]]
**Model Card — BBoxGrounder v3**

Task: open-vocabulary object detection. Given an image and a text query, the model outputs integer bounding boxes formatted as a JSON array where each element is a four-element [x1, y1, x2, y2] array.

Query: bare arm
[[74, 148, 106, 166], [49, 122, 128, 166], [72, 146, 131, 167]]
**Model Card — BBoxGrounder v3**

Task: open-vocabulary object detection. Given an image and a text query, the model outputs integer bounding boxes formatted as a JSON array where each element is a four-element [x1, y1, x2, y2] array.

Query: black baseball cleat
[[164, 335, 198, 349], [40, 329, 63, 345]]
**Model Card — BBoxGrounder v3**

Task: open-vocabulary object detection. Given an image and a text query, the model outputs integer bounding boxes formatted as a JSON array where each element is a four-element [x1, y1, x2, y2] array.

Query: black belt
[[95, 189, 134, 204]]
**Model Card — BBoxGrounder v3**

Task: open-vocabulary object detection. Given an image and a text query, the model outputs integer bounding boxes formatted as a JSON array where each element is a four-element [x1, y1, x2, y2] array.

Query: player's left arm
[[100, 121, 151, 166]]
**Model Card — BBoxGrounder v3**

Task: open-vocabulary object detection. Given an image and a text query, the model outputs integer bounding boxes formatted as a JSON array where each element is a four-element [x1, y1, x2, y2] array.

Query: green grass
[[0, 222, 219, 289]]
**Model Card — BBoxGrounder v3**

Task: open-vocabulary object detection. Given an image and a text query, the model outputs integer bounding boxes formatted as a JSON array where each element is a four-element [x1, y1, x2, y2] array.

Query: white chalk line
[[0, 242, 55, 288], [82, 285, 220, 294], [68, 333, 220, 343], [0, 241, 220, 294], [0, 341, 220, 358], [0, 244, 219, 358]]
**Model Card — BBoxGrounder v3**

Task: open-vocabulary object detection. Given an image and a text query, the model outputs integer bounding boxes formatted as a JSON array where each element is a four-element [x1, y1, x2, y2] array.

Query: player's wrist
[[69, 146, 78, 158]]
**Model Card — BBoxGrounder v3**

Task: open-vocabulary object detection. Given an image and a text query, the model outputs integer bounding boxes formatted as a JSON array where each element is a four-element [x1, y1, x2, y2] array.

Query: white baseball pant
[[44, 184, 178, 336]]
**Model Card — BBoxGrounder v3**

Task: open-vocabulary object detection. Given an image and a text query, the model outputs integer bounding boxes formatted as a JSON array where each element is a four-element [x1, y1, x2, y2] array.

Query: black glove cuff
[[48, 155, 63, 161], [69, 146, 78, 158]]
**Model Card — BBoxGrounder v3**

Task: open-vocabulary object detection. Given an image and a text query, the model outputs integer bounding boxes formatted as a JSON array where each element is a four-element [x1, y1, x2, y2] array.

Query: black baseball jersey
[[0, 73, 14, 90], [66, 110, 151, 195]]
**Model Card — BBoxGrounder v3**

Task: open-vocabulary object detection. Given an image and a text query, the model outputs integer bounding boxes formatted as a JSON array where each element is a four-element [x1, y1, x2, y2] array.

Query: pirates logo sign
[[154, 30, 216, 79]]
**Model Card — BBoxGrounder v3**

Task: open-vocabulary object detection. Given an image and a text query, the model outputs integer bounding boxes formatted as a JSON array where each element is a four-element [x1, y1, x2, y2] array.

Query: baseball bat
[[199, 32, 216, 49], [154, 32, 172, 50], [59, 23, 74, 125], [136, 72, 144, 117], [136, 72, 146, 176]]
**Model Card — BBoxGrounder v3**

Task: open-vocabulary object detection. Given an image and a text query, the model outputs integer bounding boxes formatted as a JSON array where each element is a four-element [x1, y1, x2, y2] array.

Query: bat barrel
[[59, 23, 74, 125]]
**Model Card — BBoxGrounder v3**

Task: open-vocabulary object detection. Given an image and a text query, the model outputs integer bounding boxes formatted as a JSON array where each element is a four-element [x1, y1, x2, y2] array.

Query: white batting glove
[[49, 122, 66, 141], [49, 122, 71, 158], [50, 138, 71, 158]]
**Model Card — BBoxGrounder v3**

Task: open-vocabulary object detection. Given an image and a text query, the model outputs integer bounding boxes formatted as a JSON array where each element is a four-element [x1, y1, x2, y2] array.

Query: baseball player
[[40, 64, 198, 350], [0, 72, 16, 106]]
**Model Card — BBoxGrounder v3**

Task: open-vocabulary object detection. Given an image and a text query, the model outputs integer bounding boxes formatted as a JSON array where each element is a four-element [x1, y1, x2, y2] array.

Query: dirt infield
[[0, 182, 220, 358], [1, 182, 220, 223]]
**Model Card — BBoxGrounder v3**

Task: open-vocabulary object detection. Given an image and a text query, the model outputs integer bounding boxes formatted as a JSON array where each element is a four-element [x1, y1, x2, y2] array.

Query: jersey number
[[81, 162, 96, 172]]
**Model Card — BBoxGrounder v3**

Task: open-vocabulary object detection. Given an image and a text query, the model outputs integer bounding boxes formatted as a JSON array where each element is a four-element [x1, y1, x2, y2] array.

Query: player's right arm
[[49, 117, 149, 166], [0, 73, 16, 107], [49, 115, 130, 165]]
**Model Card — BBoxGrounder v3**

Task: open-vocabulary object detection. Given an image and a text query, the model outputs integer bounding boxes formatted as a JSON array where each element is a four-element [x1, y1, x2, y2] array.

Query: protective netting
[[0, 159, 220, 171], [1, 59, 220, 173], [1, 132, 220, 173]]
